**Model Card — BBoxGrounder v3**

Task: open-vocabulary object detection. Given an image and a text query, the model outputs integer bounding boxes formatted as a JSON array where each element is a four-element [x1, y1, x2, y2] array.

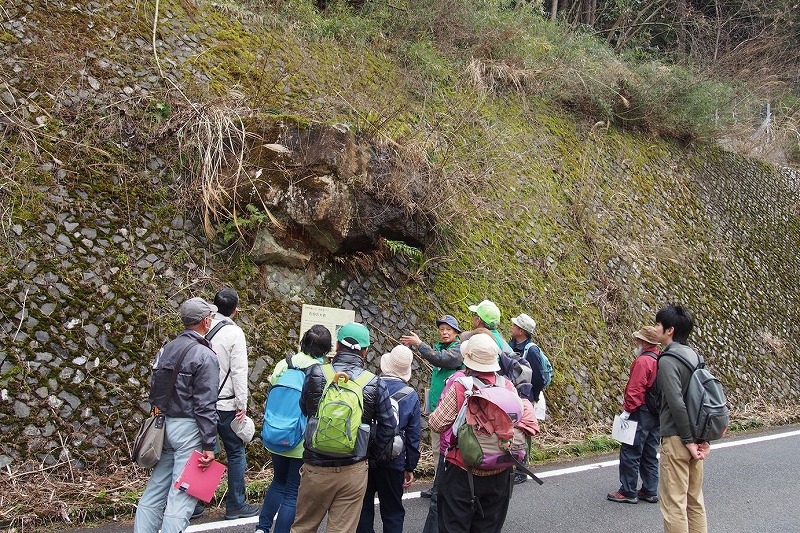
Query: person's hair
[[655, 305, 694, 344], [301, 325, 332, 358], [213, 288, 238, 317]]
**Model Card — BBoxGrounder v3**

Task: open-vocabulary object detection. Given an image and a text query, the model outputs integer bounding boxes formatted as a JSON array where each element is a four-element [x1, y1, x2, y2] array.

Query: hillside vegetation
[[1, 0, 799, 529]]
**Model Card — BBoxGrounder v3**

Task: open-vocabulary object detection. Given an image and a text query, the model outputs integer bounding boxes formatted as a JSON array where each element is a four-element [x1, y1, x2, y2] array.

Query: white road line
[[529, 428, 800, 481], [186, 428, 800, 532]]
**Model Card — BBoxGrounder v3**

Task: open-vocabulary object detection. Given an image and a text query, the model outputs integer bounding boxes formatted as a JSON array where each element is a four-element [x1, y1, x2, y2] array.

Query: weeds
[[161, 90, 280, 241], [219, 203, 268, 242]]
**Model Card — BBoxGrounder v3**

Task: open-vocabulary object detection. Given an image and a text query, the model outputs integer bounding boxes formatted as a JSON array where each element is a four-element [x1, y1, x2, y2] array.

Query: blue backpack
[[524, 342, 553, 388], [261, 356, 308, 453]]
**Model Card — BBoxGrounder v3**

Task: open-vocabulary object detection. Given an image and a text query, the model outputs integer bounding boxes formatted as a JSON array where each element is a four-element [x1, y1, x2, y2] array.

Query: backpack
[[642, 351, 661, 414], [389, 386, 415, 459], [375, 384, 415, 461], [662, 350, 730, 442], [450, 376, 543, 489], [305, 364, 375, 458], [498, 352, 536, 402], [522, 342, 553, 389], [261, 355, 308, 453]]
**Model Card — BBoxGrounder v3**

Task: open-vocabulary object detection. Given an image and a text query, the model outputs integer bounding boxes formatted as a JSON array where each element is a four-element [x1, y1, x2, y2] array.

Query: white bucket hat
[[380, 345, 413, 382], [230, 415, 255, 444], [460, 333, 501, 372]]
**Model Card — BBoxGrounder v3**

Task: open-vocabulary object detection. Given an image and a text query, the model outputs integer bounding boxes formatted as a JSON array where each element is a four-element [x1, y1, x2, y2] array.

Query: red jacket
[[622, 349, 660, 413]]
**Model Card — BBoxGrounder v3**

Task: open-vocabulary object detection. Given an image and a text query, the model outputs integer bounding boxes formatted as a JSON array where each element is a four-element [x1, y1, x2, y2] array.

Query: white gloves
[[620, 411, 631, 421]]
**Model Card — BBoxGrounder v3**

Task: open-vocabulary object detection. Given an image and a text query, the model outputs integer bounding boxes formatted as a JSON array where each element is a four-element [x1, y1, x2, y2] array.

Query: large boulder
[[234, 118, 432, 259]]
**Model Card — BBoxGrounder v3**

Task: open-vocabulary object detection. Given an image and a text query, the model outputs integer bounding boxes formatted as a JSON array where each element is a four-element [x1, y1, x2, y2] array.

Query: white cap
[[230, 415, 255, 444]]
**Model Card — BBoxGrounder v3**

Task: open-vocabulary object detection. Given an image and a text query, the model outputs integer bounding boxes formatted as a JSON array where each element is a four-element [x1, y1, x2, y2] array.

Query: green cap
[[337, 322, 370, 349], [468, 300, 501, 327]]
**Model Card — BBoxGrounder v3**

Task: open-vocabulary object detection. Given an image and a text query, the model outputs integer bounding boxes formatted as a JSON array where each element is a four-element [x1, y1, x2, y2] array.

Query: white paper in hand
[[612, 415, 638, 445]]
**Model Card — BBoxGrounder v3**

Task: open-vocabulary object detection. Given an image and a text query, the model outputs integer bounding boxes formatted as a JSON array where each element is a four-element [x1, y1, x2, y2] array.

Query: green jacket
[[417, 340, 463, 412]]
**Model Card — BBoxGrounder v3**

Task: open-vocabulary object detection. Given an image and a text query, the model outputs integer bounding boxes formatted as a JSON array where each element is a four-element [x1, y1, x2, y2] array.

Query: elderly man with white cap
[[357, 345, 421, 533], [509, 313, 548, 401], [134, 297, 220, 533]]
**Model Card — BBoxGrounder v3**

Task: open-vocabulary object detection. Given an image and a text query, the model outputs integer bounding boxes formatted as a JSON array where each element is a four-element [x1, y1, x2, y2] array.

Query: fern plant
[[384, 239, 426, 274], [219, 203, 268, 243]]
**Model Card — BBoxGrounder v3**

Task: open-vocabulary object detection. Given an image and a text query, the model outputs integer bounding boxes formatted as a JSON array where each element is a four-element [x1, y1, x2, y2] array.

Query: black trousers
[[438, 462, 513, 533]]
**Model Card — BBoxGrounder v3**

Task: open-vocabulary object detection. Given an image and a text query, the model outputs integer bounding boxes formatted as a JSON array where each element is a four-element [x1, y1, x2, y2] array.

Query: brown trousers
[[290, 460, 369, 533]]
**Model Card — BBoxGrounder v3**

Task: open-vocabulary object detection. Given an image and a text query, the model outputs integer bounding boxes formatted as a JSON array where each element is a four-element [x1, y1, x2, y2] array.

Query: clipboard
[[173, 450, 226, 503], [612, 415, 638, 446]]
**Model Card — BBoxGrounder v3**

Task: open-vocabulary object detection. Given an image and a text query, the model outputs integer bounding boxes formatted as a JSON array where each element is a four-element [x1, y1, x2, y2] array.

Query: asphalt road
[[70, 425, 800, 532]]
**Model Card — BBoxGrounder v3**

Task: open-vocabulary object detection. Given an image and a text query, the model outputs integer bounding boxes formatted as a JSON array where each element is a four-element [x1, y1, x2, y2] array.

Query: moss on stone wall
[[1, 0, 798, 474]]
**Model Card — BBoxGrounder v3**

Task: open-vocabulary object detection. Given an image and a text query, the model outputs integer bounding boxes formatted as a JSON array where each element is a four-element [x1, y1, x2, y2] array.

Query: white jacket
[[209, 313, 249, 412]]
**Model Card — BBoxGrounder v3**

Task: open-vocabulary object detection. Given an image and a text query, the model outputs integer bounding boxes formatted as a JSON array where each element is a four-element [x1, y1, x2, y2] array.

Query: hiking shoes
[[225, 503, 261, 520], [638, 490, 659, 503], [420, 489, 433, 498], [190, 503, 205, 520], [607, 491, 638, 504], [514, 473, 528, 484]]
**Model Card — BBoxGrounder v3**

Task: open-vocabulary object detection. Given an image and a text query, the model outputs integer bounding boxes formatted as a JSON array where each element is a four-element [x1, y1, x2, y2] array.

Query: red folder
[[173, 450, 226, 503]]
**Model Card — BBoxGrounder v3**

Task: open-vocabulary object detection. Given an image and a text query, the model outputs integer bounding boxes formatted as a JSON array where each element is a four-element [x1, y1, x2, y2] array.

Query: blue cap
[[436, 314, 462, 333]]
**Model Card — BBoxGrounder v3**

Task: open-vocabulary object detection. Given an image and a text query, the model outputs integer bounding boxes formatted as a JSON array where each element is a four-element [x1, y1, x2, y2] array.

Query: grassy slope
[[2, 0, 800, 528]]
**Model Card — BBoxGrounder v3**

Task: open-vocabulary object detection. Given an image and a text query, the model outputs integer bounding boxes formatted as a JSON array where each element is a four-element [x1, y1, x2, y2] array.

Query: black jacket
[[300, 349, 395, 466]]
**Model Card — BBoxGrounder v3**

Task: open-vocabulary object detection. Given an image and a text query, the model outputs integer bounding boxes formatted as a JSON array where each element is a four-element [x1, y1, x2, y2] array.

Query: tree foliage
[[549, 0, 799, 90]]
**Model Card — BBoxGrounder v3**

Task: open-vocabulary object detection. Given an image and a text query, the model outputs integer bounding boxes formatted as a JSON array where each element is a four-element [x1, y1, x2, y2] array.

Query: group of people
[[609, 304, 713, 533], [133, 289, 713, 533]]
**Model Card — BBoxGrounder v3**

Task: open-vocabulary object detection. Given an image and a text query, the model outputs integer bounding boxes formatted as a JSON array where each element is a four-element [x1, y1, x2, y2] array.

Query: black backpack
[[642, 351, 661, 415]]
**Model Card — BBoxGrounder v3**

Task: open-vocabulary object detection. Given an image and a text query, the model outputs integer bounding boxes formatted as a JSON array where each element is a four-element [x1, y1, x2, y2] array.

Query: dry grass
[[465, 58, 533, 94], [159, 90, 282, 242]]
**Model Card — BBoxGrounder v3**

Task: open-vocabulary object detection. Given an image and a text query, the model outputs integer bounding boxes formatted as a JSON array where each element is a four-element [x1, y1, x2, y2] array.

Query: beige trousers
[[290, 460, 369, 533], [659, 436, 707, 533]]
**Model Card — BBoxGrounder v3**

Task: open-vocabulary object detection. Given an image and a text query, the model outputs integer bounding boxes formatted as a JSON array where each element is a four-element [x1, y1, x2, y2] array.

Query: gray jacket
[[657, 341, 701, 443], [150, 330, 220, 451]]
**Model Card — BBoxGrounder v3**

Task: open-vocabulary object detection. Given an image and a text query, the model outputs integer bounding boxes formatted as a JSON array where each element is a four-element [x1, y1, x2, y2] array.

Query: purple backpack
[[451, 376, 527, 470]]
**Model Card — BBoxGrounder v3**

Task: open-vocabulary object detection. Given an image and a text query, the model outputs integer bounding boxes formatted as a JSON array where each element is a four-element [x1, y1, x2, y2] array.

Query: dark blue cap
[[436, 314, 462, 333]]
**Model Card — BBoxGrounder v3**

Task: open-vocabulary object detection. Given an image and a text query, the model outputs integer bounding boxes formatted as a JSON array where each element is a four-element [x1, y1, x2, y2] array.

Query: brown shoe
[[637, 490, 659, 503], [607, 491, 638, 504]]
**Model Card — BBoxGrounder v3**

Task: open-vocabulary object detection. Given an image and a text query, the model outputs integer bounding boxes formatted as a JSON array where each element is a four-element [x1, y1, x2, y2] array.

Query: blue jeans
[[257, 454, 303, 533], [134, 417, 202, 533], [619, 408, 660, 497], [356, 466, 405, 533], [218, 410, 247, 511]]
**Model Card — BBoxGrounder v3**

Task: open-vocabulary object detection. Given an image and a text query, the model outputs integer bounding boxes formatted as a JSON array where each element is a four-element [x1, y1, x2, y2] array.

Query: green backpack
[[306, 364, 375, 458]]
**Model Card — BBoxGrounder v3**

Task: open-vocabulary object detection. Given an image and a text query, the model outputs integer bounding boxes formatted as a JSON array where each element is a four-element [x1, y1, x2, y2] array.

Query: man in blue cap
[[401, 315, 464, 533], [400, 315, 463, 502], [292, 322, 395, 533]]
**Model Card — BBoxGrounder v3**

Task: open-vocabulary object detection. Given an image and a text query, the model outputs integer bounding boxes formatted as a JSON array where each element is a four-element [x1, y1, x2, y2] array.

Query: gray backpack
[[662, 350, 729, 442]]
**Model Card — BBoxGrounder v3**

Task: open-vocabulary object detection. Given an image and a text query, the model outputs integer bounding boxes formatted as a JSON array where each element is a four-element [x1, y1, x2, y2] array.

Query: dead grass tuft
[[465, 57, 534, 94], [158, 90, 280, 241], [758, 330, 787, 358]]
